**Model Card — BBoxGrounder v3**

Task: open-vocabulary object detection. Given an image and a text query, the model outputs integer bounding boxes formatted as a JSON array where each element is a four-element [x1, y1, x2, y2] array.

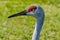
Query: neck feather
[[32, 15, 44, 40]]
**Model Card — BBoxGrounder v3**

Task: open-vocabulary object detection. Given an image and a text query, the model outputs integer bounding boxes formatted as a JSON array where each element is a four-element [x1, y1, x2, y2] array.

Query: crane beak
[[8, 10, 27, 18]]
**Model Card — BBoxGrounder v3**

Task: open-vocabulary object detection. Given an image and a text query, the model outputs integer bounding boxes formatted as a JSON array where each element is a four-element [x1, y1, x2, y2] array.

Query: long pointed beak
[[8, 10, 27, 18]]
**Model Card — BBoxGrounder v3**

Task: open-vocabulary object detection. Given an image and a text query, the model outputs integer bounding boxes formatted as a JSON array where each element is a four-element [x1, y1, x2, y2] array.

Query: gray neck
[[32, 15, 44, 40]]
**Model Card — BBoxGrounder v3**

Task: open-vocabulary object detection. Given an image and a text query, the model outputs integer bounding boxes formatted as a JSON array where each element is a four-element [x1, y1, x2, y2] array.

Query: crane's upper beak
[[8, 10, 27, 18]]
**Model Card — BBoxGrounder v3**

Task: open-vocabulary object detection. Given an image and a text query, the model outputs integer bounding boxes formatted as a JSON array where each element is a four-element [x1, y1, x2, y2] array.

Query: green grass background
[[0, 0, 60, 40]]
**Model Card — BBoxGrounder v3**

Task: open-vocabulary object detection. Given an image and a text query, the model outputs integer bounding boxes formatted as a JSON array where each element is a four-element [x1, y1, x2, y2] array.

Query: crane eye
[[32, 9, 35, 11], [27, 6, 37, 12], [32, 8, 36, 12]]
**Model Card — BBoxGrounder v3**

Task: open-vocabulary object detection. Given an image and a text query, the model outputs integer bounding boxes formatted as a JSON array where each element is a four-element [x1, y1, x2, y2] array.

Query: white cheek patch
[[27, 12, 34, 16]]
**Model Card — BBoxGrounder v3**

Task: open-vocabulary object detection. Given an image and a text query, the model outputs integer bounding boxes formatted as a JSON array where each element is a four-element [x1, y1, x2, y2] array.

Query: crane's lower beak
[[8, 10, 27, 18]]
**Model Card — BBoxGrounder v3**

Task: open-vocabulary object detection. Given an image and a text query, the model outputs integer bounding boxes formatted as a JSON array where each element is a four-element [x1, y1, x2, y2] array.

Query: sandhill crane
[[8, 5, 45, 40]]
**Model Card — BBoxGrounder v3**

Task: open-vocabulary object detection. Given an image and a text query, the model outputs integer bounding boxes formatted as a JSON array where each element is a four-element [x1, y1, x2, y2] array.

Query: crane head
[[8, 5, 44, 18], [27, 6, 37, 12]]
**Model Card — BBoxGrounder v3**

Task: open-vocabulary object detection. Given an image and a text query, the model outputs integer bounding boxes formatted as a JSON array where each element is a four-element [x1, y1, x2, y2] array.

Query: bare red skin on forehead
[[27, 6, 37, 12]]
